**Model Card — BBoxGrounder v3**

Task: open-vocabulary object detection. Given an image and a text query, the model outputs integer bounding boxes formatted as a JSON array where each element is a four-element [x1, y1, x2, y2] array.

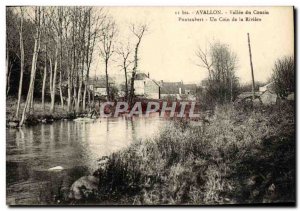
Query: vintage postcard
[[6, 6, 295, 205]]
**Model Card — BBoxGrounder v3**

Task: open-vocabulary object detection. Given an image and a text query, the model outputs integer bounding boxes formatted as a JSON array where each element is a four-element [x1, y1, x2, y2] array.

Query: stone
[[7, 121, 19, 128], [48, 166, 64, 171], [69, 176, 99, 200]]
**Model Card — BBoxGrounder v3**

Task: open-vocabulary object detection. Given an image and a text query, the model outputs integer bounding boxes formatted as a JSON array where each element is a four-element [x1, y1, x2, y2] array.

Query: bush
[[92, 103, 295, 205], [272, 56, 295, 98]]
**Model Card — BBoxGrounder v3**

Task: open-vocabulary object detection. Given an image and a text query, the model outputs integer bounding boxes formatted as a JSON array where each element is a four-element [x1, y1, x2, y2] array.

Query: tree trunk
[[29, 79, 35, 114], [16, 16, 24, 118], [50, 45, 58, 113], [88, 89, 91, 110], [59, 70, 64, 109], [42, 50, 47, 111], [76, 76, 82, 113], [67, 66, 72, 112], [83, 80, 87, 111], [129, 42, 140, 106], [59, 12, 64, 110], [20, 16, 41, 126], [6, 49, 11, 96], [73, 83, 77, 109], [49, 57, 53, 99], [105, 60, 110, 100], [124, 66, 128, 101]]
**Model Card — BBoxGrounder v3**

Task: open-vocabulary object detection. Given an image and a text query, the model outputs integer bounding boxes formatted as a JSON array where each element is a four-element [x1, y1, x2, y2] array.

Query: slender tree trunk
[[20, 12, 41, 126], [6, 48, 8, 94], [247, 33, 255, 100], [49, 57, 53, 99], [73, 67, 78, 110], [59, 12, 64, 110], [16, 16, 24, 118], [67, 51, 74, 112], [124, 66, 128, 101], [76, 74, 82, 113], [42, 60, 47, 111], [83, 79, 87, 111], [42, 48, 47, 111], [73, 82, 77, 110], [105, 60, 110, 100], [29, 84, 34, 114], [88, 89, 91, 109], [67, 65, 72, 112], [129, 43, 140, 106], [50, 44, 58, 113], [59, 70, 64, 109], [6, 49, 11, 96], [67, 44, 73, 112]]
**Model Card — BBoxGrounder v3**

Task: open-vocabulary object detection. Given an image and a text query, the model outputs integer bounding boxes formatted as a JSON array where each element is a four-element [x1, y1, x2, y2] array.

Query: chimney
[[148, 72, 150, 78]]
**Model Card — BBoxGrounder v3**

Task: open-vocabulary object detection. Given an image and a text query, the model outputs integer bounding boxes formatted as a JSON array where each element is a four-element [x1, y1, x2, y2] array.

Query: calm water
[[6, 115, 166, 205]]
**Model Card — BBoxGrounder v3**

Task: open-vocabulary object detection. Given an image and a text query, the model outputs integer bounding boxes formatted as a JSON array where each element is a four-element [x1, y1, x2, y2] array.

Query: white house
[[259, 82, 274, 92], [134, 73, 160, 99]]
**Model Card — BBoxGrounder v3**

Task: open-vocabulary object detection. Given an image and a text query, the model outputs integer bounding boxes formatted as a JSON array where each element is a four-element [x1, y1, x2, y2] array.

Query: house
[[184, 84, 197, 95], [134, 73, 160, 99], [184, 84, 197, 100], [259, 82, 275, 92], [89, 77, 107, 97], [110, 74, 126, 97], [258, 81, 278, 105], [260, 90, 277, 105], [160, 81, 184, 100], [160, 81, 198, 100]]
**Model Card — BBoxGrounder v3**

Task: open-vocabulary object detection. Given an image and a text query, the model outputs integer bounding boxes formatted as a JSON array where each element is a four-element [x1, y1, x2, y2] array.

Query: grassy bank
[[6, 98, 77, 126], [92, 102, 295, 205]]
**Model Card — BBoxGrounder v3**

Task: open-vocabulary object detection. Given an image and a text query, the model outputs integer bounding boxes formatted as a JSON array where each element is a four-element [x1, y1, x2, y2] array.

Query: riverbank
[[6, 98, 204, 127], [82, 102, 295, 205], [6, 99, 79, 127]]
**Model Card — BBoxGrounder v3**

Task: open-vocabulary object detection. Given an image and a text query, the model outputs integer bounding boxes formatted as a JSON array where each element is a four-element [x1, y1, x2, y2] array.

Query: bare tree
[[75, 7, 90, 112], [128, 23, 147, 106], [20, 7, 42, 126], [43, 7, 62, 114], [8, 6, 110, 122], [99, 18, 117, 101], [82, 8, 104, 111], [196, 41, 239, 104], [116, 41, 133, 101], [195, 46, 213, 81], [41, 45, 47, 111], [271, 56, 294, 98], [58, 7, 64, 109], [41, 7, 50, 112], [15, 7, 25, 118]]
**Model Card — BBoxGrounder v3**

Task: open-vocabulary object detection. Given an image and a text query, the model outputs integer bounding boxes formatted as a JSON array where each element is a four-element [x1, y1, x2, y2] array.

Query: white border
[[1, 0, 299, 210]]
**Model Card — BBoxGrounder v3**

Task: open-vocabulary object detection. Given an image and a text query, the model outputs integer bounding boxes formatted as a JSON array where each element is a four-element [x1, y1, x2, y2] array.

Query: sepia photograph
[[5, 5, 295, 206]]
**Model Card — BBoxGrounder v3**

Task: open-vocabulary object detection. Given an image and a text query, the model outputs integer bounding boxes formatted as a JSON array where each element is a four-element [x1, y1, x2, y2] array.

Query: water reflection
[[7, 115, 165, 186]]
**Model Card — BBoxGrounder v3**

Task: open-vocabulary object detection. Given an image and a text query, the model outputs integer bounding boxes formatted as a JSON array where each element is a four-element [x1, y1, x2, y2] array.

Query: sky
[[93, 6, 294, 84]]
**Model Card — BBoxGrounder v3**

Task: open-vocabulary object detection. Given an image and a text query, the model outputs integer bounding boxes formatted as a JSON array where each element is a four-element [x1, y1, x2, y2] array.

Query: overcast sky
[[93, 6, 294, 84]]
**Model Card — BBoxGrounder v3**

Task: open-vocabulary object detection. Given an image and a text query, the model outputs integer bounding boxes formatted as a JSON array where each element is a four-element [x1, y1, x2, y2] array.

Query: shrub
[[93, 103, 295, 205]]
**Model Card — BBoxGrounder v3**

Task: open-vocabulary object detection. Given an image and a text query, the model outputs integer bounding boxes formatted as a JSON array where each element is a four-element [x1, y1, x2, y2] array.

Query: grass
[[90, 102, 295, 205], [6, 97, 76, 124], [7, 96, 294, 205]]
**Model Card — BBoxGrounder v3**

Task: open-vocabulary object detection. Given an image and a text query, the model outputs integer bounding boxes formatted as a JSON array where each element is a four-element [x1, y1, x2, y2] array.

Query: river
[[6, 115, 166, 205]]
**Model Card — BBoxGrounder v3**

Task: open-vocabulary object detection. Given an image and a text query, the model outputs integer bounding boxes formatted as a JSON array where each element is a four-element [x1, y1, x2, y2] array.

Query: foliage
[[196, 42, 240, 106], [271, 56, 294, 98], [91, 103, 295, 205]]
